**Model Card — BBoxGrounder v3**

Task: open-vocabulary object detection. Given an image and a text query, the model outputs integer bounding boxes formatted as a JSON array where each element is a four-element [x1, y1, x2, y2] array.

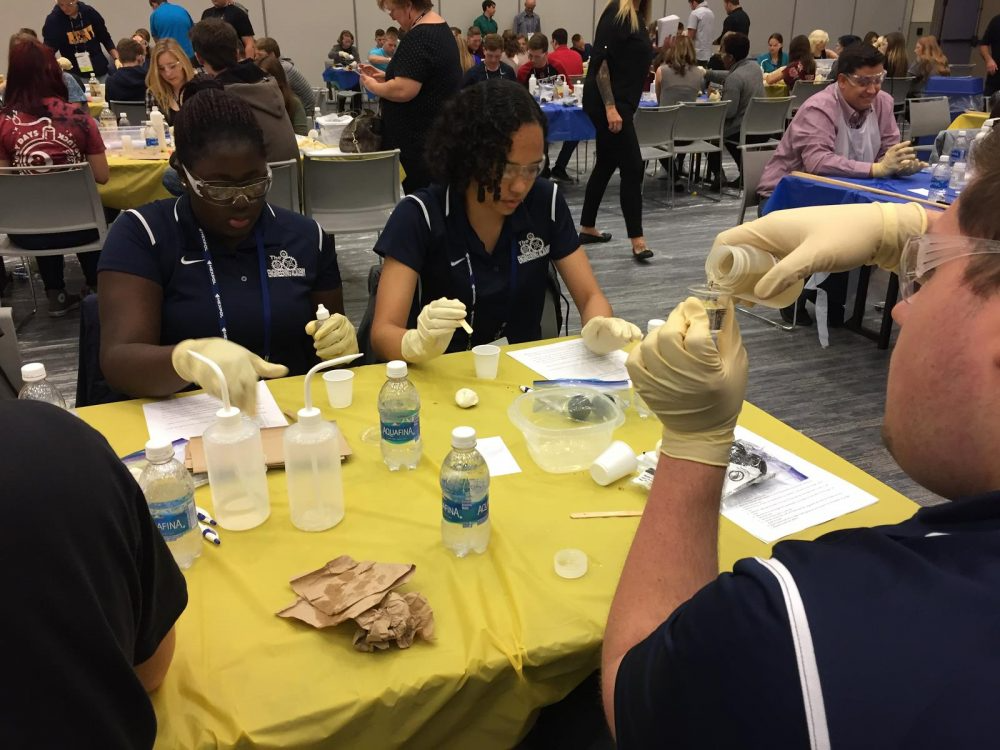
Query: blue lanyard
[[459, 235, 519, 349], [197, 227, 272, 361]]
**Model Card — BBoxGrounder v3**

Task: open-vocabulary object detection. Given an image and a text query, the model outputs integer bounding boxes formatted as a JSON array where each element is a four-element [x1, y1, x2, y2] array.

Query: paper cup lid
[[553, 549, 588, 579]]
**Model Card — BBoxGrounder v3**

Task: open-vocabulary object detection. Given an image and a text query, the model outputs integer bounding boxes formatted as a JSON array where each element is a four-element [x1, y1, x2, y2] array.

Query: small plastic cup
[[590, 440, 638, 486], [472, 344, 501, 380], [323, 370, 354, 408], [120, 134, 132, 155], [688, 285, 729, 333]]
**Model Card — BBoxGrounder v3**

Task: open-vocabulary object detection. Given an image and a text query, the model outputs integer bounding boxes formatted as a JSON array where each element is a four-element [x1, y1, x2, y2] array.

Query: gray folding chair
[[108, 100, 147, 125], [634, 105, 681, 165], [672, 101, 728, 201], [787, 79, 831, 120], [267, 159, 301, 213], [907, 96, 952, 155], [0, 163, 107, 324], [884, 77, 915, 120], [302, 150, 401, 236], [736, 143, 776, 225], [739, 97, 791, 147]]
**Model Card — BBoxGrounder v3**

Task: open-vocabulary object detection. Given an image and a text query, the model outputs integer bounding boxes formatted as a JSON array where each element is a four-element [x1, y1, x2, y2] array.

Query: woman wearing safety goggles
[[97, 88, 357, 413]]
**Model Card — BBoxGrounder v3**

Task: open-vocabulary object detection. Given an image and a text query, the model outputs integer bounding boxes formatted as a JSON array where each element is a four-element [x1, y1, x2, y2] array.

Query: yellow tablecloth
[[76, 341, 919, 749], [764, 82, 789, 98], [88, 99, 105, 118], [98, 154, 171, 210], [949, 110, 989, 130]]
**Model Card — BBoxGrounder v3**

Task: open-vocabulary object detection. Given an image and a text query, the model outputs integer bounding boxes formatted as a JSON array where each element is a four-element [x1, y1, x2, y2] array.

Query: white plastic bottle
[[529, 72, 539, 100], [309, 106, 321, 132], [634, 319, 665, 419], [440, 426, 490, 557], [202, 406, 271, 530], [17, 363, 67, 409], [705, 243, 805, 308], [378, 360, 422, 470], [929, 155, 951, 203], [149, 106, 166, 150], [139, 438, 201, 569]]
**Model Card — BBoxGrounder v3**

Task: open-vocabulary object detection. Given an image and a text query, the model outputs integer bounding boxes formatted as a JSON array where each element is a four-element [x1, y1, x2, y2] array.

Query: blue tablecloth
[[764, 172, 954, 215], [541, 99, 659, 143], [324, 67, 360, 90]]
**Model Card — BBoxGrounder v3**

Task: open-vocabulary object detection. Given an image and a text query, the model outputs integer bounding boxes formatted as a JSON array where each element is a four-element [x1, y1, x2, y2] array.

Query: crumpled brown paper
[[277, 555, 434, 651]]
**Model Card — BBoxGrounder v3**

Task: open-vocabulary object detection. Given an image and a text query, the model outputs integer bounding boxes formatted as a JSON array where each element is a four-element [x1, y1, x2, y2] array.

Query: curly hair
[[425, 80, 547, 201], [173, 87, 265, 170]]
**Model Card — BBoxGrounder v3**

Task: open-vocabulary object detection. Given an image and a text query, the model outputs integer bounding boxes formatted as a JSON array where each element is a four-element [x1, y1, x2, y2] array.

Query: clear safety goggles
[[182, 164, 272, 206], [899, 234, 1000, 300], [845, 70, 887, 88], [502, 160, 545, 182]]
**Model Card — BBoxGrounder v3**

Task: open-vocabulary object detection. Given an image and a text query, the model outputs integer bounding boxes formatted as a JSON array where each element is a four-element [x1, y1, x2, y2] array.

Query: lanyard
[[459, 235, 519, 349], [197, 227, 272, 361]]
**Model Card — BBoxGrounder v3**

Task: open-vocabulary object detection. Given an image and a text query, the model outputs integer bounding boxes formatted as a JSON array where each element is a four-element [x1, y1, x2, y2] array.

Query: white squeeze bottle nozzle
[[704, 243, 804, 309], [283, 358, 355, 532], [315, 304, 330, 322], [188, 351, 271, 531]]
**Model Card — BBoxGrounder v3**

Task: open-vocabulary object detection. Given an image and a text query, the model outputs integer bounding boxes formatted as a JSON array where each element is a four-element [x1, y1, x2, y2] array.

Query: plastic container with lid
[[508, 386, 624, 473]]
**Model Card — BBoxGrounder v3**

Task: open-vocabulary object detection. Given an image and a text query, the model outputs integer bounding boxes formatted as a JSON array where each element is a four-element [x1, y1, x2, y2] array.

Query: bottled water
[[440, 426, 490, 557], [949, 130, 969, 163], [99, 104, 116, 130], [88, 73, 100, 99], [378, 360, 422, 470], [139, 438, 201, 569], [929, 155, 951, 203], [144, 121, 159, 149], [118, 112, 131, 128], [948, 159, 967, 192], [18, 363, 67, 409]]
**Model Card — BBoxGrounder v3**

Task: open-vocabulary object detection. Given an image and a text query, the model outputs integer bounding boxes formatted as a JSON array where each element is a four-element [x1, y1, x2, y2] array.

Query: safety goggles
[[844, 71, 887, 88], [182, 164, 272, 206], [899, 234, 1000, 300], [502, 160, 545, 182]]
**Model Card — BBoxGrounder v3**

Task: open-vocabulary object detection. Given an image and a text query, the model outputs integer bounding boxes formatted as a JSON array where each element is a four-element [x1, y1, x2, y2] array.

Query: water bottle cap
[[144, 437, 175, 462], [646, 318, 666, 334], [21, 362, 46, 382], [386, 360, 407, 378], [938, 155, 949, 164], [451, 426, 477, 449]]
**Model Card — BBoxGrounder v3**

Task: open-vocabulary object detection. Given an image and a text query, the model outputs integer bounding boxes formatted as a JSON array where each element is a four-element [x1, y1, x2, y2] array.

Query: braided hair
[[424, 79, 547, 202], [173, 86, 265, 170]]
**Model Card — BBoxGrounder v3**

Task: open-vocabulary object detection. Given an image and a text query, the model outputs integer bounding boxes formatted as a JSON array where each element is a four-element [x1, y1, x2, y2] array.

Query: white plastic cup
[[590, 440, 638, 486], [120, 134, 132, 155], [323, 370, 354, 408], [472, 344, 501, 380]]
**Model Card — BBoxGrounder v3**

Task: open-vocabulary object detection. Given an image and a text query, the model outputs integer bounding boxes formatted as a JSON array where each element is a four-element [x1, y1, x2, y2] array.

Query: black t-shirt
[[200, 3, 254, 38], [583, 4, 653, 119], [0, 401, 187, 748], [461, 61, 517, 88], [381, 22, 461, 186], [982, 15, 1000, 92], [719, 6, 750, 41]]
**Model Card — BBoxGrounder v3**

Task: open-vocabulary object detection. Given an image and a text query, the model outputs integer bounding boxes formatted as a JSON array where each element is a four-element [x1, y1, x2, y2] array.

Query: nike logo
[[180, 256, 206, 265]]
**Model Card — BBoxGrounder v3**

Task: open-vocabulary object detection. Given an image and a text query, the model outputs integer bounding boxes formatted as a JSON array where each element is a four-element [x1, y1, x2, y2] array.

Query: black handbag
[[339, 110, 383, 153]]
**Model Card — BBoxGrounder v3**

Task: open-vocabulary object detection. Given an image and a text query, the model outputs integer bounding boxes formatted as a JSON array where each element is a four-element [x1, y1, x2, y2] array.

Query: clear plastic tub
[[508, 386, 625, 473]]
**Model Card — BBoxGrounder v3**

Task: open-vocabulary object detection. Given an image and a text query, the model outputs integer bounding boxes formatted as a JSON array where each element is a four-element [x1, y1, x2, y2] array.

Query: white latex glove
[[714, 202, 928, 303], [580, 316, 642, 355], [400, 298, 468, 364], [171, 338, 287, 414], [627, 298, 748, 466], [305, 314, 359, 360], [872, 141, 924, 178]]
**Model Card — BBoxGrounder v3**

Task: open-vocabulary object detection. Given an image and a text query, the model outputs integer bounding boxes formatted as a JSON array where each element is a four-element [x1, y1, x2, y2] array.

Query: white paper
[[143, 381, 288, 442], [506, 339, 630, 382], [720, 427, 878, 543], [908, 188, 931, 197], [475, 436, 522, 477]]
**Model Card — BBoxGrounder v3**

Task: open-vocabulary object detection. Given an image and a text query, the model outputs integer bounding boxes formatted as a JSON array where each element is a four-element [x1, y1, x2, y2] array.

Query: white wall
[[1, 0, 919, 86]]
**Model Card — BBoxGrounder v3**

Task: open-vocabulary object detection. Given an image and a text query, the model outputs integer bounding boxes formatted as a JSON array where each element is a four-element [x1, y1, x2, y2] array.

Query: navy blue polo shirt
[[615, 491, 1000, 748], [98, 196, 342, 376], [373, 179, 579, 351]]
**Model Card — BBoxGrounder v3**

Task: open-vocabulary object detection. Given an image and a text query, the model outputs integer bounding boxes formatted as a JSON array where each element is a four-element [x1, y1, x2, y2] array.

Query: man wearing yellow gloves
[[602, 130, 1000, 747], [757, 43, 923, 326]]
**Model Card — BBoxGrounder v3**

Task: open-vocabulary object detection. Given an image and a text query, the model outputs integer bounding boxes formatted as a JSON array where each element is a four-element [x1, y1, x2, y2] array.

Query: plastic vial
[[440, 426, 491, 557], [17, 363, 67, 409], [634, 319, 666, 419], [284, 407, 345, 532], [929, 155, 951, 203], [378, 360, 422, 470], [202, 405, 271, 530], [139, 438, 201, 569], [705, 243, 805, 309]]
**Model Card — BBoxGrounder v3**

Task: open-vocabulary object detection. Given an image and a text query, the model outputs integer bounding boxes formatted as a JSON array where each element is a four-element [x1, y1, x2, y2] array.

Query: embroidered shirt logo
[[267, 250, 306, 278], [516, 233, 549, 265]]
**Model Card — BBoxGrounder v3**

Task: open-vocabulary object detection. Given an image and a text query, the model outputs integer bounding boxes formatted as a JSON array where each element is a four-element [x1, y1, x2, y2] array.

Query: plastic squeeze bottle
[[704, 243, 805, 309]]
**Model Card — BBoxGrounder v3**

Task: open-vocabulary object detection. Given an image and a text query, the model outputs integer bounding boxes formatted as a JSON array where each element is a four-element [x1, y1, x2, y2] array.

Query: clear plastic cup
[[590, 440, 639, 486], [688, 285, 729, 333], [323, 370, 354, 408], [472, 344, 501, 380]]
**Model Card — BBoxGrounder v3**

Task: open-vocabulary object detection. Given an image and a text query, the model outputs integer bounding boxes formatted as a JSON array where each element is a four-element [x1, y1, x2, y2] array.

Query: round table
[[88, 100, 106, 118], [99, 153, 171, 210]]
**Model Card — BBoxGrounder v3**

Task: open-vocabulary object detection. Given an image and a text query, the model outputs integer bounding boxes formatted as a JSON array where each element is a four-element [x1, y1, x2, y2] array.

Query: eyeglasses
[[899, 234, 1000, 300], [158, 61, 182, 74], [182, 164, 272, 206], [502, 160, 545, 182], [845, 71, 887, 88]]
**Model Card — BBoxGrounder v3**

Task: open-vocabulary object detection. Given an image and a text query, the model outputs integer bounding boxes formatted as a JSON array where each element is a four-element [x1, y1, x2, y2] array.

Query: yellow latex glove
[[305, 314, 359, 360], [580, 316, 642, 355], [871, 141, 924, 177], [627, 298, 748, 466], [171, 338, 288, 414], [400, 298, 468, 364], [714, 202, 928, 303]]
